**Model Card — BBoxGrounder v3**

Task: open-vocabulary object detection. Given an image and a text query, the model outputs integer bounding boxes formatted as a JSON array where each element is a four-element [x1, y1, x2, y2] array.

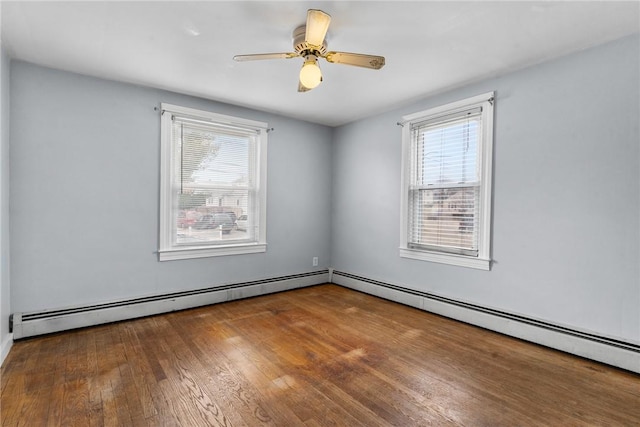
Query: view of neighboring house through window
[[400, 92, 494, 270], [159, 104, 268, 261]]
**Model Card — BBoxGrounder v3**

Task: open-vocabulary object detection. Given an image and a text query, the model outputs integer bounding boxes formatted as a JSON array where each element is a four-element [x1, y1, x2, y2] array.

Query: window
[[400, 92, 494, 270], [159, 104, 267, 261]]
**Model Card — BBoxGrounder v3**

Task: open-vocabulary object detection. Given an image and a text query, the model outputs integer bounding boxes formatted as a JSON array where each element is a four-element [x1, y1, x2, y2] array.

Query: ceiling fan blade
[[298, 80, 312, 93], [233, 52, 298, 62], [305, 9, 331, 47], [324, 51, 386, 70]]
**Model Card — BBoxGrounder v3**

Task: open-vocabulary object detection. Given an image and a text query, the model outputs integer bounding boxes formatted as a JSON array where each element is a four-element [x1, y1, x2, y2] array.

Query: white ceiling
[[2, 1, 639, 127]]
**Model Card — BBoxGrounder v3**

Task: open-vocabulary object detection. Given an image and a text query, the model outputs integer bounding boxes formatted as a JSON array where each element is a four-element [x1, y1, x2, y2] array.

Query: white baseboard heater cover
[[11, 270, 330, 339], [331, 270, 640, 374]]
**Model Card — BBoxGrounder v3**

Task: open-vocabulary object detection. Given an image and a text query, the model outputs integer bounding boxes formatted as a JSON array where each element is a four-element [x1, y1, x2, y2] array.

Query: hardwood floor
[[1, 284, 639, 426]]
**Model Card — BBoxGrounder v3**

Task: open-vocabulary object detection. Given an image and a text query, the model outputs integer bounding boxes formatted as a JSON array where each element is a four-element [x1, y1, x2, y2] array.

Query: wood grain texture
[[1, 284, 639, 426]]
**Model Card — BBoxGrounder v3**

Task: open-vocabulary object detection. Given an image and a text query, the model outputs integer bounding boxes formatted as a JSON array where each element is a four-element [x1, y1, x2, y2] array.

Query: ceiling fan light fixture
[[299, 55, 322, 89]]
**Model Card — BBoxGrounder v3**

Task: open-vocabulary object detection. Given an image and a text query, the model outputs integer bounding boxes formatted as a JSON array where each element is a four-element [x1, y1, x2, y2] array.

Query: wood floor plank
[[167, 317, 276, 426], [2, 284, 639, 426], [209, 321, 307, 425], [219, 327, 371, 427]]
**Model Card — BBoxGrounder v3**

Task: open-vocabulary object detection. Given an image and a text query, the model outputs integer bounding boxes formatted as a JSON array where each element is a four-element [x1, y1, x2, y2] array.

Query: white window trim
[[158, 103, 268, 261], [399, 92, 494, 270]]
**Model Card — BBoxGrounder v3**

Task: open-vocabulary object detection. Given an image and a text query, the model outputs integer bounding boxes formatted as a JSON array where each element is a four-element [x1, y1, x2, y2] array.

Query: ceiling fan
[[233, 9, 385, 92]]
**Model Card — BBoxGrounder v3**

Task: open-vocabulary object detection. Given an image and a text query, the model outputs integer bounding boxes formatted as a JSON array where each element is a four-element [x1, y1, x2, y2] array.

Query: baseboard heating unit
[[331, 270, 640, 374], [11, 270, 330, 340]]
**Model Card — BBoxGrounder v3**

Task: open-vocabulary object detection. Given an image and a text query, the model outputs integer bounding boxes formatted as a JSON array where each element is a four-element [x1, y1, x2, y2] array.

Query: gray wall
[[1, 46, 11, 357], [10, 62, 333, 313], [331, 34, 640, 343]]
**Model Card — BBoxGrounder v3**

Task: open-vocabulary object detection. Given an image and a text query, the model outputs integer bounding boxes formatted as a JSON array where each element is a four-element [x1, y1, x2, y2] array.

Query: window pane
[[408, 187, 479, 255], [414, 116, 480, 186], [172, 119, 255, 246], [173, 122, 252, 189], [175, 190, 250, 245]]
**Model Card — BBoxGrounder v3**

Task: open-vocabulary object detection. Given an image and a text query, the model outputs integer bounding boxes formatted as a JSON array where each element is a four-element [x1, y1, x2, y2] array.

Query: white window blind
[[400, 92, 494, 270], [159, 104, 267, 261], [172, 115, 258, 245], [408, 108, 481, 256]]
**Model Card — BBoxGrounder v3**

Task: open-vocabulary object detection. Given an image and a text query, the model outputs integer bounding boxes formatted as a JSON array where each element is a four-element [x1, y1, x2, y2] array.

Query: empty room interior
[[1, 1, 639, 425]]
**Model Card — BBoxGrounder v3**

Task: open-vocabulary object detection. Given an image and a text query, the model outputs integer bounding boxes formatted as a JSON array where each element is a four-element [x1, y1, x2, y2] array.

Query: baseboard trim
[[331, 270, 640, 374], [0, 332, 13, 366], [12, 270, 330, 339]]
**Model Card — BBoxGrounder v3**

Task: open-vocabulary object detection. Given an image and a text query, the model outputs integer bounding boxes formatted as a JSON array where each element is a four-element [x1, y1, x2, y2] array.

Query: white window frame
[[399, 92, 494, 270], [159, 103, 268, 261]]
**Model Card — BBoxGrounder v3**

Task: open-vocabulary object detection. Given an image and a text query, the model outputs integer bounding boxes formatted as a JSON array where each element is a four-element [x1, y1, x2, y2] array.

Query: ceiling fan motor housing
[[293, 25, 327, 57]]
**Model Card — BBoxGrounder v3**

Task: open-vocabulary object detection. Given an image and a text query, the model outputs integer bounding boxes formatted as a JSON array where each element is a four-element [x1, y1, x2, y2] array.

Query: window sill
[[400, 248, 491, 270], [159, 243, 267, 261]]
